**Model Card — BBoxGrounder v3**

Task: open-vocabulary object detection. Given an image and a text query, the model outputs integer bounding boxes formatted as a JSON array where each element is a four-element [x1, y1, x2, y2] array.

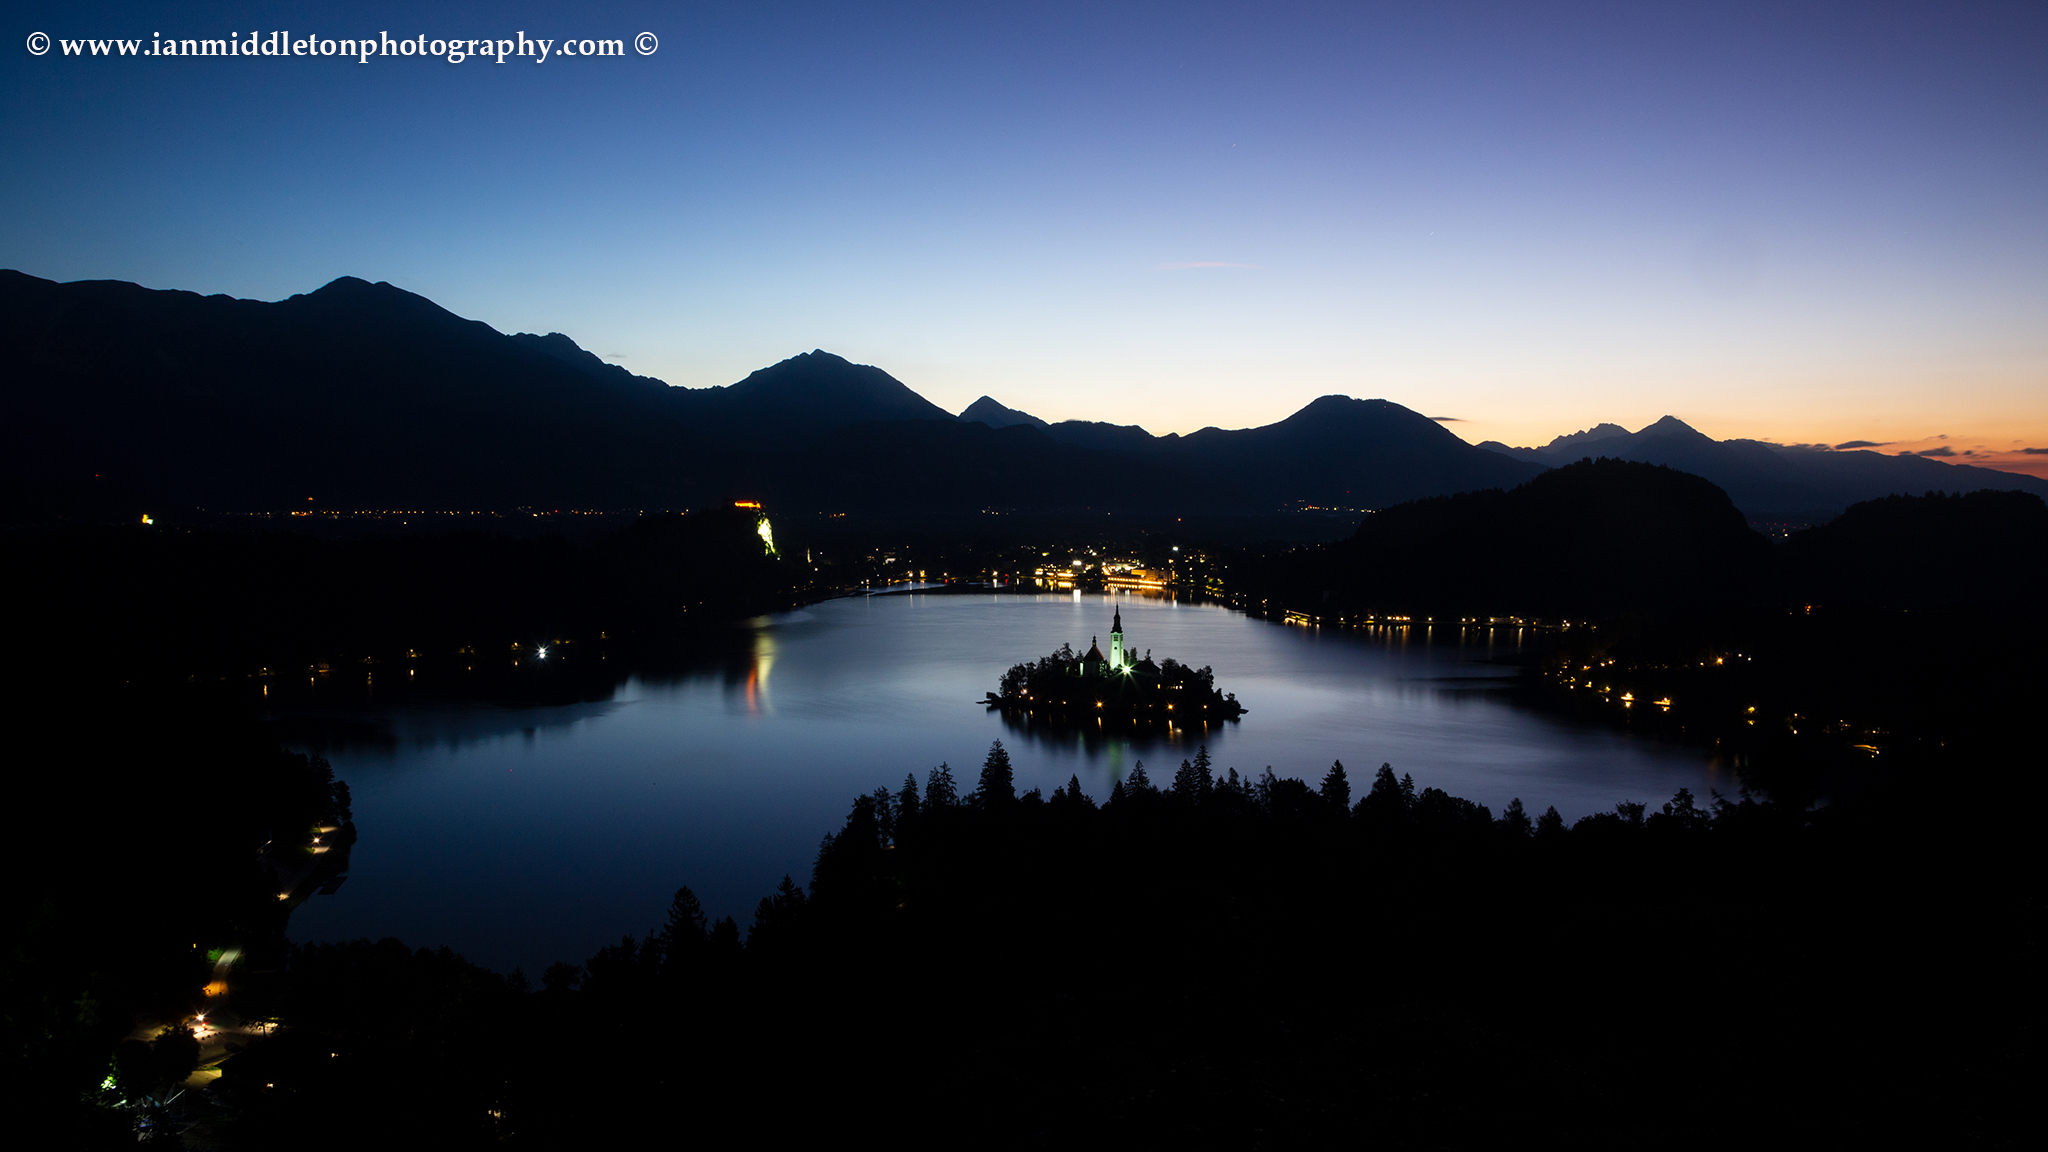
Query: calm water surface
[[288, 592, 1731, 972]]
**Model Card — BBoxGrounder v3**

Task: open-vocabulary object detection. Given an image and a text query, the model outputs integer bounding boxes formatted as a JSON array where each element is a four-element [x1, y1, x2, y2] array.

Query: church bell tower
[[1109, 604, 1125, 671]]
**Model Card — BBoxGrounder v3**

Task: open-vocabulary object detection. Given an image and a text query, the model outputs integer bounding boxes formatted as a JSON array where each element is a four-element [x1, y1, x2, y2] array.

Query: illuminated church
[[1073, 604, 1158, 680]]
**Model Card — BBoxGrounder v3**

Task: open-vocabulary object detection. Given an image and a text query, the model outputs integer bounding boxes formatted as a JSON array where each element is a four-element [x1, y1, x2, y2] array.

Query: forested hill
[[1297, 458, 1777, 618], [1253, 458, 2048, 621]]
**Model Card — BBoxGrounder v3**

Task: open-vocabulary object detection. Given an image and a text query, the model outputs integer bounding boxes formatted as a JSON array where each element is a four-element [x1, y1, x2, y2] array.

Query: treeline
[[11, 505, 795, 685], [182, 741, 2031, 1148]]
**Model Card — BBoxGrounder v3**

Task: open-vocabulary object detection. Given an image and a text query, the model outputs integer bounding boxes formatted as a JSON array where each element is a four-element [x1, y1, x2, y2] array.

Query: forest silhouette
[[127, 736, 2032, 1148]]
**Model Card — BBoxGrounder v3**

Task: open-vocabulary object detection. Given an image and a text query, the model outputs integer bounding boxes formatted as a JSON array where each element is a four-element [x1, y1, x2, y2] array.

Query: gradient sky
[[6, 2, 2045, 474]]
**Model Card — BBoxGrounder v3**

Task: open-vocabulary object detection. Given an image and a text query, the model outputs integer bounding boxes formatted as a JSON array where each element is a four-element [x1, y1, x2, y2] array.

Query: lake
[[286, 590, 1732, 973]]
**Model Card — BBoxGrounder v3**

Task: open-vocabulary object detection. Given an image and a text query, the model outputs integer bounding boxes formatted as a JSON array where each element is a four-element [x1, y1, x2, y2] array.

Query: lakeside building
[[1071, 605, 1159, 681]]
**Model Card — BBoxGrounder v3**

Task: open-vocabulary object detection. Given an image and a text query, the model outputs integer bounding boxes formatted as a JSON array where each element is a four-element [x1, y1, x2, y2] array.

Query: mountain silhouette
[[716, 350, 956, 435], [0, 270, 1608, 523], [1304, 458, 1777, 618], [1785, 489, 2048, 609], [1042, 420, 1169, 454], [958, 396, 1048, 429], [1477, 416, 2047, 517], [509, 332, 665, 390]]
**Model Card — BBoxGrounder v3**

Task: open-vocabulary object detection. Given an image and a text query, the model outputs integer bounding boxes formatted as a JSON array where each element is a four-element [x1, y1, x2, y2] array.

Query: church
[[991, 600, 1245, 721], [1071, 604, 1158, 681]]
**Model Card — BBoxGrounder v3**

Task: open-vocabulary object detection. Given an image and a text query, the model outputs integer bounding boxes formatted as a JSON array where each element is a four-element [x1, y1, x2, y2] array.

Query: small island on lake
[[985, 604, 1247, 722]]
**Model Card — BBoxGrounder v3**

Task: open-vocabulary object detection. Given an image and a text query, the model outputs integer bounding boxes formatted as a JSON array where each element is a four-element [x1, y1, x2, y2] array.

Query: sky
[[5, 1, 2045, 475]]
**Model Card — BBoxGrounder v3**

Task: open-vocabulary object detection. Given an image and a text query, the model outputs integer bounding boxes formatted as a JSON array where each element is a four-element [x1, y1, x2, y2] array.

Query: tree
[[541, 961, 583, 994], [1052, 774, 1096, 812], [1499, 797, 1534, 838], [896, 773, 921, 823], [1319, 760, 1351, 811], [707, 916, 742, 962], [870, 787, 898, 844], [973, 740, 1015, 806], [116, 1026, 200, 1104], [1356, 763, 1410, 826], [660, 886, 707, 976], [1535, 805, 1567, 838], [925, 763, 958, 809], [748, 875, 808, 954], [1171, 749, 1215, 800], [1653, 787, 1711, 834], [1125, 761, 1157, 796]]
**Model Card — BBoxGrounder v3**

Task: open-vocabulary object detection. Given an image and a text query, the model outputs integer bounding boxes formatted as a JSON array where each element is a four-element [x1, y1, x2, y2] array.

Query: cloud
[[2022, 447, 2048, 455], [1428, 415, 1464, 422], [1158, 262, 1259, 270], [1833, 439, 1888, 450], [1916, 447, 1957, 457]]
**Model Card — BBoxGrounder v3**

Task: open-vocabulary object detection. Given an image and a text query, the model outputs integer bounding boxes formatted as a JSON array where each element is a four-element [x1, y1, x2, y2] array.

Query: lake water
[[287, 591, 1731, 973]]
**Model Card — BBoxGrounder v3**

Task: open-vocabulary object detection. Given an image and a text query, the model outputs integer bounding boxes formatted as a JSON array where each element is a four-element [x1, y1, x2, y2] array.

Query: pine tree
[[1126, 760, 1156, 794], [747, 875, 808, 953], [660, 886, 706, 954], [897, 773, 921, 823], [1319, 760, 1351, 811], [1536, 805, 1567, 837], [870, 786, 897, 844], [1053, 774, 1096, 811], [1357, 763, 1411, 825], [1499, 797, 1534, 837], [973, 740, 1016, 806], [925, 762, 958, 808]]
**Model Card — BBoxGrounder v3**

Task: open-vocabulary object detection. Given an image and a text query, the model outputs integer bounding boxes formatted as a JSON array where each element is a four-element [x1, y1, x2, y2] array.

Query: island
[[985, 604, 1247, 722]]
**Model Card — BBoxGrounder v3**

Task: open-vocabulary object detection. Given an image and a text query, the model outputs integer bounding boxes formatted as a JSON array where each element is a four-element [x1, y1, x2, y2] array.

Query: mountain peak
[[1541, 423, 1632, 452], [960, 395, 1048, 429], [721, 350, 953, 426], [1636, 415, 1708, 440]]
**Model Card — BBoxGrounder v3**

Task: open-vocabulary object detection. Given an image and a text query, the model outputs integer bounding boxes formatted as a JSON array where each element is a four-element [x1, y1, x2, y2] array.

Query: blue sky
[[5, 1, 2044, 467]]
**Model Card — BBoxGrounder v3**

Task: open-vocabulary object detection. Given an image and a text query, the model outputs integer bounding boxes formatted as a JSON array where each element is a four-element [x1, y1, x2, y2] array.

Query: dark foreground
[[138, 743, 2031, 1150]]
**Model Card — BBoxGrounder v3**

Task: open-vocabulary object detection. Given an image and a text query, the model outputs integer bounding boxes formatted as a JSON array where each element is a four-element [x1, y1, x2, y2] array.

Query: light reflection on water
[[287, 592, 1730, 974]]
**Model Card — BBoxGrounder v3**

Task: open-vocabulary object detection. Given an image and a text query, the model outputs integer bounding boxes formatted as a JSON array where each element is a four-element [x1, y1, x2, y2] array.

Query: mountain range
[[1476, 419, 2047, 520], [3, 269, 2040, 526]]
